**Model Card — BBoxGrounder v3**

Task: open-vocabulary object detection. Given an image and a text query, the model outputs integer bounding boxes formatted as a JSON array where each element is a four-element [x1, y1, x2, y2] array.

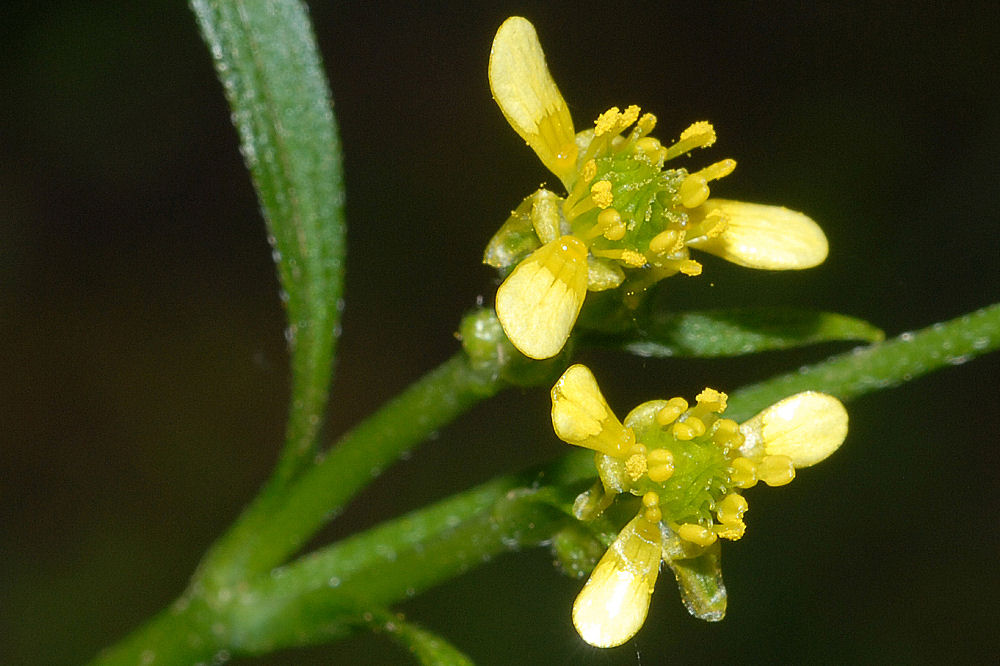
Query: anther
[[728, 457, 757, 488], [673, 416, 705, 440], [590, 180, 614, 209], [646, 448, 674, 482], [663, 121, 716, 160], [696, 388, 728, 413], [648, 229, 685, 255], [594, 107, 621, 136], [679, 259, 702, 276], [599, 208, 626, 240], [678, 523, 718, 547], [656, 398, 688, 426], [758, 455, 795, 486], [716, 493, 748, 525]]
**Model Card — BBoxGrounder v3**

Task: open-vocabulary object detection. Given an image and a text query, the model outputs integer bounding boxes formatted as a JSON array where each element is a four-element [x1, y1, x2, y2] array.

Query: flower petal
[[573, 514, 662, 648], [496, 236, 588, 359], [489, 17, 577, 185], [551, 364, 633, 457], [740, 391, 848, 467], [687, 199, 829, 270]]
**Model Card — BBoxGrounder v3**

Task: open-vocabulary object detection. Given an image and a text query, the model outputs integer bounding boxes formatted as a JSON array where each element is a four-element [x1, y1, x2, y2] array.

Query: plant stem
[[194, 351, 505, 591], [726, 302, 1000, 421]]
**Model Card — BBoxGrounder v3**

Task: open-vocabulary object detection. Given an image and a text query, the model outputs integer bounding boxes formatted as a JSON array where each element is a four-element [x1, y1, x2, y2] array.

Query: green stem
[[194, 352, 505, 591], [94, 305, 1000, 663], [726, 302, 1000, 421]]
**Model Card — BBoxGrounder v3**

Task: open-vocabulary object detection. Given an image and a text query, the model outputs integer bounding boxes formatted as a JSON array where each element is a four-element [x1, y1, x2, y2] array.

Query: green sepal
[[665, 540, 728, 622], [483, 191, 544, 270]]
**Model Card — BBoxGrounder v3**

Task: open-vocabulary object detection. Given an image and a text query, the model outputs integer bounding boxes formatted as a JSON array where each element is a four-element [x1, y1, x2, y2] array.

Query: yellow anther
[[633, 136, 664, 163], [713, 418, 739, 438], [626, 453, 648, 481], [715, 521, 746, 540], [679, 259, 702, 276], [599, 208, 626, 240], [620, 249, 647, 267], [590, 180, 614, 208], [680, 121, 716, 147], [594, 107, 621, 136], [636, 113, 657, 136], [700, 158, 737, 181], [642, 491, 660, 508], [579, 159, 598, 183], [648, 229, 685, 255], [696, 388, 728, 413], [716, 493, 748, 525], [679, 174, 710, 208], [664, 121, 717, 160], [712, 418, 744, 450], [646, 448, 673, 467], [678, 523, 718, 547], [645, 448, 674, 482], [758, 454, 796, 486], [701, 209, 729, 238], [673, 416, 705, 440], [655, 398, 688, 426], [620, 105, 640, 130], [728, 457, 757, 488]]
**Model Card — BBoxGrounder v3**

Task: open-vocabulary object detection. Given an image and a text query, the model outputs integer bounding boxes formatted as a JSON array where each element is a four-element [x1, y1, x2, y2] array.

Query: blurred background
[[3, 1, 998, 663]]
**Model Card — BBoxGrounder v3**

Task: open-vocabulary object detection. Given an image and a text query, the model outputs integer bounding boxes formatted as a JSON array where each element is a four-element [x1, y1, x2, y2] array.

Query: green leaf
[[190, 0, 346, 483], [589, 307, 884, 358]]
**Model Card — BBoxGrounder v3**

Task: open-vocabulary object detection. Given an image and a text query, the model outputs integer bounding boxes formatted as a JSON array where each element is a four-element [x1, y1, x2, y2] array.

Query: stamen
[[563, 159, 598, 215], [656, 397, 688, 426], [696, 388, 728, 413], [648, 229, 685, 256], [679, 259, 702, 276], [715, 493, 748, 525], [678, 523, 718, 547], [641, 491, 662, 522], [619, 105, 641, 131], [711, 418, 744, 449], [594, 107, 622, 136], [758, 454, 795, 486], [590, 180, 614, 209], [646, 448, 674, 482], [663, 121, 716, 160], [673, 416, 705, 440], [728, 457, 757, 488], [591, 248, 647, 267], [679, 159, 737, 208], [633, 137, 665, 164], [582, 208, 625, 241]]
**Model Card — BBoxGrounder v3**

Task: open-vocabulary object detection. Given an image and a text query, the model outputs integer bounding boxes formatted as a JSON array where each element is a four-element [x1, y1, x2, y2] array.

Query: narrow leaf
[[191, 0, 346, 482], [589, 308, 884, 357]]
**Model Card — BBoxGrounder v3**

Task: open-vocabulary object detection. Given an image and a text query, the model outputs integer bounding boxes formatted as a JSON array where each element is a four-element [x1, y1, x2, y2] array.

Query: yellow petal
[[489, 17, 578, 184], [573, 514, 662, 648], [496, 236, 588, 359], [686, 199, 828, 270], [551, 364, 633, 456], [740, 392, 848, 467]]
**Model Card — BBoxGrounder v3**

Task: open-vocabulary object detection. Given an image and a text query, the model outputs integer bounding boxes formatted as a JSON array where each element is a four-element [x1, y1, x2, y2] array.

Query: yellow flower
[[487, 17, 829, 359], [550, 364, 848, 647]]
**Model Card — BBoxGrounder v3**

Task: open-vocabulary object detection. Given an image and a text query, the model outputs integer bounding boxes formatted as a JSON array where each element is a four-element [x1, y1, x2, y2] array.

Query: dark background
[[3, 1, 998, 664]]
